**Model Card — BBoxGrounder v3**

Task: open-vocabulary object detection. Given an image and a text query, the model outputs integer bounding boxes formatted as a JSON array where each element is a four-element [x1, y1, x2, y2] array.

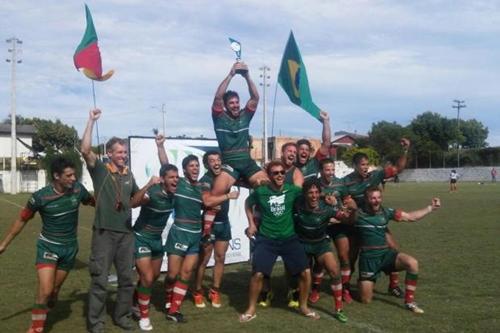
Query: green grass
[[1, 182, 499, 332]]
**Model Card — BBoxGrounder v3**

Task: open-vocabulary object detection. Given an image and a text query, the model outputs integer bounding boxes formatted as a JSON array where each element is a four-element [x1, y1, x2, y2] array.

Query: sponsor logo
[[174, 243, 188, 251], [138, 246, 151, 254], [228, 238, 241, 251], [360, 272, 374, 278], [222, 164, 234, 172], [268, 194, 286, 216], [43, 252, 58, 261]]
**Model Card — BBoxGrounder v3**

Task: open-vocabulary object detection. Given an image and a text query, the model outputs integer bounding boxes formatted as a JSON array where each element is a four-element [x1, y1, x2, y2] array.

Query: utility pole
[[6, 37, 22, 194], [452, 99, 466, 168], [259, 66, 270, 164]]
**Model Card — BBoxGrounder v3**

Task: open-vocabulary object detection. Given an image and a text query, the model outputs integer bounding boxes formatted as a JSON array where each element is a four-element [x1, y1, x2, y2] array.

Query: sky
[[1, 0, 500, 146]]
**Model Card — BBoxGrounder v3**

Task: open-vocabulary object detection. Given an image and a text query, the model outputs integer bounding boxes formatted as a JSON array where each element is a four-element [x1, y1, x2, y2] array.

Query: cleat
[[166, 311, 187, 323], [405, 302, 424, 314], [193, 291, 206, 308], [287, 289, 299, 309], [308, 289, 320, 303], [388, 286, 404, 298], [333, 310, 348, 323], [208, 289, 222, 308], [258, 290, 273, 307], [138, 317, 153, 331], [342, 289, 353, 304]]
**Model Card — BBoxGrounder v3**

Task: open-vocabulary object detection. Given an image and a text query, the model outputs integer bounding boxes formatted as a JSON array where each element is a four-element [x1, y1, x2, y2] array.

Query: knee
[[252, 272, 264, 281], [141, 274, 155, 288], [408, 257, 419, 272], [214, 252, 226, 265]]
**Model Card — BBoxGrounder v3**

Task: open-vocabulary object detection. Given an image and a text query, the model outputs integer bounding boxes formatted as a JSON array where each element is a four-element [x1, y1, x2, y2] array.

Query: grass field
[[0, 182, 499, 333]]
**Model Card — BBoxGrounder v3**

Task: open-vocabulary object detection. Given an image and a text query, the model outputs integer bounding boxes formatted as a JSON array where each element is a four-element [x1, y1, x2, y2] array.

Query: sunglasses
[[271, 170, 285, 176]]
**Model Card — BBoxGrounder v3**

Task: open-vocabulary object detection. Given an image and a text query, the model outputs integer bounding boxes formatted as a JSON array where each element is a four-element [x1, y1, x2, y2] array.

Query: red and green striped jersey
[[342, 169, 385, 208], [26, 182, 93, 244], [354, 206, 402, 248], [247, 184, 301, 240], [173, 178, 203, 232], [199, 171, 229, 223], [293, 198, 339, 242], [212, 107, 255, 161], [134, 184, 175, 238]]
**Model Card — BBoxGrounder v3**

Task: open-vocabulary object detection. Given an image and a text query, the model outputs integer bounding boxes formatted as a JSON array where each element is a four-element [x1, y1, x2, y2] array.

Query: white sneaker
[[139, 317, 153, 331]]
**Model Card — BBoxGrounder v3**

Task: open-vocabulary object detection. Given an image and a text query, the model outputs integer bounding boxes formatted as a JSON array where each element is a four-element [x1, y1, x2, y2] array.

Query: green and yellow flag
[[278, 31, 321, 120]]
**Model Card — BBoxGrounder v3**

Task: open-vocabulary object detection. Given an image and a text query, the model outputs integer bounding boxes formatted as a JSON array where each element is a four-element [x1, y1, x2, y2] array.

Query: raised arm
[[398, 198, 440, 222], [212, 64, 237, 113], [0, 209, 35, 254], [318, 110, 331, 156], [81, 109, 101, 168], [156, 134, 169, 165], [242, 65, 259, 111], [130, 176, 162, 208]]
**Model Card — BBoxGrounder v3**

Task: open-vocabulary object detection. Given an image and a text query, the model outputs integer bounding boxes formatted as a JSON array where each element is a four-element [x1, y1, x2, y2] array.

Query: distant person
[[449, 169, 459, 192], [0, 157, 94, 333], [491, 168, 497, 183]]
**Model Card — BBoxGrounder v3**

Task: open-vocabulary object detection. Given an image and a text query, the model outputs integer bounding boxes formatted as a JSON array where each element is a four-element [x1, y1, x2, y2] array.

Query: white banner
[[129, 137, 250, 270]]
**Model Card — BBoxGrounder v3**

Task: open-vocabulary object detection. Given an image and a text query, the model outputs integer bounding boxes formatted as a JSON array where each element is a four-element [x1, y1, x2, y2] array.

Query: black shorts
[[252, 234, 308, 277], [450, 179, 457, 184]]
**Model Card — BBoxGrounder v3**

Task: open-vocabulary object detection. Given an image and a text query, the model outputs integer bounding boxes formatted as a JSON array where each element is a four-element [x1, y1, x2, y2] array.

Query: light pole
[[259, 66, 270, 164], [6, 37, 22, 194], [151, 103, 166, 135], [452, 99, 466, 168]]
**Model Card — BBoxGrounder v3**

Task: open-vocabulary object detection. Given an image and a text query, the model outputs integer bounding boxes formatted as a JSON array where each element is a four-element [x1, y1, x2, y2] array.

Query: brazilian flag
[[278, 31, 321, 120]]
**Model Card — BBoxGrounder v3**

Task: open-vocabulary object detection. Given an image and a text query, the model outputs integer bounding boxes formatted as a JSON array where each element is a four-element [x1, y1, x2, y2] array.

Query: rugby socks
[[136, 285, 152, 319], [169, 278, 189, 314], [404, 272, 418, 304], [331, 277, 343, 311], [30, 303, 48, 333], [312, 272, 324, 291], [389, 272, 400, 289], [340, 260, 351, 288], [164, 276, 176, 310], [203, 210, 216, 237]]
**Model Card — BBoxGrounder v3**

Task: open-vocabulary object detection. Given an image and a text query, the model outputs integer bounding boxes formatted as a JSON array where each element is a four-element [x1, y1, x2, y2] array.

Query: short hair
[[266, 160, 286, 175], [281, 142, 297, 153], [106, 137, 126, 152], [223, 90, 239, 106], [202, 150, 220, 168], [320, 158, 335, 170], [302, 177, 321, 195], [352, 152, 369, 166], [182, 154, 199, 170], [296, 139, 312, 149], [159, 164, 178, 177], [50, 156, 76, 180], [364, 186, 381, 199]]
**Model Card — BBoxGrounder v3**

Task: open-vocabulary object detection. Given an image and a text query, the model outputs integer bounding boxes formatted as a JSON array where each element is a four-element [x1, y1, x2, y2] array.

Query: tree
[[409, 112, 456, 151], [31, 118, 78, 153], [368, 121, 412, 163], [459, 119, 488, 149], [341, 147, 380, 167]]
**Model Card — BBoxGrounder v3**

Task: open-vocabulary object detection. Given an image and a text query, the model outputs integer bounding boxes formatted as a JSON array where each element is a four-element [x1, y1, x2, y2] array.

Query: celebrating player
[[240, 160, 318, 322], [0, 157, 94, 333], [130, 159, 178, 331], [352, 187, 440, 314], [210, 62, 269, 198]]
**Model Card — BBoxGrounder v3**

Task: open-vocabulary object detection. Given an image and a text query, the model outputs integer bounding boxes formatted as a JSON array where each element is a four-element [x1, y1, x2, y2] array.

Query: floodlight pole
[[260, 66, 270, 165], [6, 37, 22, 194], [452, 99, 466, 168]]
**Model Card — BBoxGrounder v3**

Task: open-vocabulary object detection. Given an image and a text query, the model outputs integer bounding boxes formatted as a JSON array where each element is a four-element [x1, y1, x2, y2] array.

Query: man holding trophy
[[208, 39, 269, 201]]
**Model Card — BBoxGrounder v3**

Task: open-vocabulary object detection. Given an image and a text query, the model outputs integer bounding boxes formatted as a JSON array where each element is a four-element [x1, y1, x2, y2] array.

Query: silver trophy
[[229, 37, 248, 75]]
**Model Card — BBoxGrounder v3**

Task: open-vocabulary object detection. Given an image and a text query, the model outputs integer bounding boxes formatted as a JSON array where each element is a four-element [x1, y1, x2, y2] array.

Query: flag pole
[[271, 79, 279, 138], [91, 80, 101, 158]]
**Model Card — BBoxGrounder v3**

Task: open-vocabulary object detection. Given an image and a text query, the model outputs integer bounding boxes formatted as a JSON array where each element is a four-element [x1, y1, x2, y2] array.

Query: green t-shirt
[[27, 182, 92, 244], [173, 177, 203, 232], [88, 159, 139, 233], [248, 183, 301, 240], [354, 206, 401, 248], [199, 171, 229, 223], [293, 198, 338, 242], [342, 169, 385, 208], [212, 107, 255, 161], [284, 166, 297, 185], [133, 183, 175, 238]]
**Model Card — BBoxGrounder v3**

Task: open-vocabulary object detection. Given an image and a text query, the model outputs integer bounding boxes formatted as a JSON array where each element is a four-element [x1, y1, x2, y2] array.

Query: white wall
[[0, 135, 33, 158], [0, 170, 46, 193]]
